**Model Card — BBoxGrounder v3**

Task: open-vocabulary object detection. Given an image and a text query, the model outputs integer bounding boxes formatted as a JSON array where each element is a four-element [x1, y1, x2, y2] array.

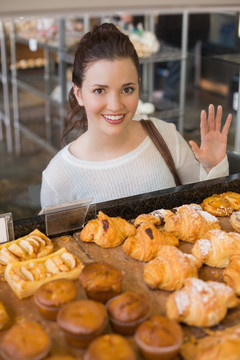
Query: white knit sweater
[[40, 118, 229, 208]]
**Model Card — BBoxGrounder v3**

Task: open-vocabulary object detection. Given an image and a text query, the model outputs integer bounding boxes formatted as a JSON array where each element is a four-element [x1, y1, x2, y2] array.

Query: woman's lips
[[102, 114, 125, 124]]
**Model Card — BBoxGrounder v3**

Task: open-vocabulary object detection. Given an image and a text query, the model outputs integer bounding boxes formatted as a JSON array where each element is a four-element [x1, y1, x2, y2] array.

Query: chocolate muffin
[[79, 262, 123, 303], [57, 299, 108, 348], [34, 279, 78, 320], [1, 321, 51, 360]]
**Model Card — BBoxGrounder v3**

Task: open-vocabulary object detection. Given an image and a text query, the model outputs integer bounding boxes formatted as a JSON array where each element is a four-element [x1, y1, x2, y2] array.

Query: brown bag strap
[[140, 119, 182, 186]]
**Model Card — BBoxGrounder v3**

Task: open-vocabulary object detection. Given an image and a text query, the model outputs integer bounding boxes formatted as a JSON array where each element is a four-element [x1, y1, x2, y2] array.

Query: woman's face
[[74, 58, 139, 136]]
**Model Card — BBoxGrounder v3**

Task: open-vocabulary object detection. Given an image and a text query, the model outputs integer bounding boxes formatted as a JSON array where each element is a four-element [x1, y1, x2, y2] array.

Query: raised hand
[[189, 104, 232, 173]]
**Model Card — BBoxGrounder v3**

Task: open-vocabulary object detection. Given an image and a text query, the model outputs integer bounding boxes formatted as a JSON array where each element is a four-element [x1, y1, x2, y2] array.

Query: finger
[[200, 109, 208, 137], [215, 105, 223, 132], [221, 113, 232, 136], [189, 140, 200, 159], [208, 104, 215, 131]]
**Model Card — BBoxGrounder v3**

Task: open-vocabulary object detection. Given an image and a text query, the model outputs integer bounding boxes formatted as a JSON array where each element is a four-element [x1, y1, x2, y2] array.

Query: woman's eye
[[94, 88, 105, 94], [122, 87, 134, 94]]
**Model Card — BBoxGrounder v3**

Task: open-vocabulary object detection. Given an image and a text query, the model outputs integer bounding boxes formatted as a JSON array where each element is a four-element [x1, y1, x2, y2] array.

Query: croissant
[[122, 222, 179, 262], [180, 324, 240, 360], [201, 191, 240, 217], [134, 214, 162, 227], [143, 245, 202, 291], [80, 211, 136, 248], [166, 277, 240, 327], [223, 253, 240, 295], [5, 247, 84, 299], [191, 229, 240, 268], [161, 204, 220, 243]]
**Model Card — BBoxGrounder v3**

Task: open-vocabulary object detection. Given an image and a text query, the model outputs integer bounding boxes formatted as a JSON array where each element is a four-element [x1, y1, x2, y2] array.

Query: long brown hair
[[62, 23, 140, 144]]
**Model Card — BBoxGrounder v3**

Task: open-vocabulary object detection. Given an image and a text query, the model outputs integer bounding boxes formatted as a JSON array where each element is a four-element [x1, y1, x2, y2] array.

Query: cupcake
[[79, 262, 123, 303], [34, 279, 78, 320], [106, 292, 150, 335], [135, 316, 183, 360], [1, 321, 51, 360], [57, 299, 108, 348], [84, 333, 136, 360]]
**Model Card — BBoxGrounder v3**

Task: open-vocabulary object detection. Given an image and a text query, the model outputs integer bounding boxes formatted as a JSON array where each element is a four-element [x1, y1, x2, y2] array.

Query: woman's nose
[[107, 93, 122, 112]]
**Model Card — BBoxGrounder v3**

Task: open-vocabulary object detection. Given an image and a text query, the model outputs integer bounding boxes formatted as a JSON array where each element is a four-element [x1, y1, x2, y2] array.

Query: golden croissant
[[122, 222, 178, 262], [223, 253, 240, 295], [160, 204, 220, 243], [143, 245, 201, 291], [166, 277, 239, 327], [191, 229, 240, 268], [180, 324, 240, 360], [80, 211, 136, 248]]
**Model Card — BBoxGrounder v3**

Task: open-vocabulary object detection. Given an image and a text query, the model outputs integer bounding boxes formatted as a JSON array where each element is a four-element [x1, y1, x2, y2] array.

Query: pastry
[[230, 210, 240, 232], [34, 279, 78, 320], [135, 316, 183, 360], [191, 229, 240, 268], [79, 262, 123, 303], [0, 321, 51, 360], [143, 245, 202, 291], [166, 277, 240, 327], [106, 291, 150, 335], [223, 253, 240, 295], [80, 211, 136, 248], [134, 213, 162, 227], [160, 204, 220, 243], [57, 299, 108, 348], [201, 191, 240, 217], [83, 334, 136, 360], [0, 302, 11, 330], [0, 229, 53, 267], [122, 222, 178, 261], [180, 324, 240, 360], [4, 247, 84, 299]]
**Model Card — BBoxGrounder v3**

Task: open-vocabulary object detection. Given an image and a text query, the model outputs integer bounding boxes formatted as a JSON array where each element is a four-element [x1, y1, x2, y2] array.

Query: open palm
[[189, 104, 232, 173]]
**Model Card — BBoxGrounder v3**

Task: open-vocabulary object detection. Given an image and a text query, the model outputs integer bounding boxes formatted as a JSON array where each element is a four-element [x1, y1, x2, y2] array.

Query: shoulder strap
[[140, 119, 182, 186]]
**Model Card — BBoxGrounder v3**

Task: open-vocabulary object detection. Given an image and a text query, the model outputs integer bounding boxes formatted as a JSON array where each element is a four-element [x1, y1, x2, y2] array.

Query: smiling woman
[[40, 23, 232, 209]]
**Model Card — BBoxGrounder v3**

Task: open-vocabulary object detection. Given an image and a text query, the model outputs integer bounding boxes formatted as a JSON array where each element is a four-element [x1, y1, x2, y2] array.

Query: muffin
[[1, 321, 51, 360], [84, 333, 136, 360], [57, 299, 108, 348], [34, 279, 78, 320], [79, 262, 123, 303], [135, 316, 183, 360], [106, 291, 150, 335]]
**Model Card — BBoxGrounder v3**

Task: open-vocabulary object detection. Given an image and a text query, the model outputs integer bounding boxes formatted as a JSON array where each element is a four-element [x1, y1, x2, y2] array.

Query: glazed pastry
[[223, 253, 240, 295], [5, 247, 84, 299], [180, 324, 240, 360], [223, 191, 240, 210], [0, 302, 10, 330], [80, 211, 136, 248], [166, 277, 239, 327], [161, 204, 220, 243], [0, 229, 53, 267], [143, 245, 202, 291], [201, 191, 240, 217], [122, 222, 178, 261], [191, 229, 240, 268], [230, 210, 240, 232]]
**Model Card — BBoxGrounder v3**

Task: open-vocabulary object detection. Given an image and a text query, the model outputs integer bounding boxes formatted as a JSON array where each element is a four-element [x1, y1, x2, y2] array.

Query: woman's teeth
[[104, 115, 124, 120]]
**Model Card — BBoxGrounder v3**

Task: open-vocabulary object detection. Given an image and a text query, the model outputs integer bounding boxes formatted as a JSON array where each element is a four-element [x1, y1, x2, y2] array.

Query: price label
[[0, 213, 14, 244], [29, 38, 38, 52]]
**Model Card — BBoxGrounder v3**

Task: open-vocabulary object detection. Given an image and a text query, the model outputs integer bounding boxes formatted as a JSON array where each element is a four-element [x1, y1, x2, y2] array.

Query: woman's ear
[[73, 84, 84, 106]]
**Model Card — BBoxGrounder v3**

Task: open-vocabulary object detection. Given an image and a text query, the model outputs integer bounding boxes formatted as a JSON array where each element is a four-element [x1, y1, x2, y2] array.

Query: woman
[[40, 23, 232, 208]]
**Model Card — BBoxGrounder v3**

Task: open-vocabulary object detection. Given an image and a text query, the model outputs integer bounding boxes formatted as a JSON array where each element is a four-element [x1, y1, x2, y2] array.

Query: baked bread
[[134, 213, 162, 227], [161, 204, 220, 243], [230, 210, 240, 232], [5, 247, 84, 299], [192, 229, 240, 268], [0, 229, 53, 267], [201, 191, 240, 217], [0, 302, 11, 330], [223, 253, 240, 295], [166, 277, 240, 327], [80, 211, 136, 248], [143, 245, 202, 291], [180, 324, 240, 360], [122, 222, 178, 261]]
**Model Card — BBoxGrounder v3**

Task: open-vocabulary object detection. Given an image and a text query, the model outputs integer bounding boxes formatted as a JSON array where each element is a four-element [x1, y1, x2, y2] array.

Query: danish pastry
[[80, 211, 136, 248], [122, 222, 178, 262], [191, 229, 240, 268], [143, 245, 202, 291], [201, 191, 240, 217], [161, 204, 220, 243], [4, 247, 84, 299], [223, 253, 240, 295], [0, 229, 53, 267], [230, 210, 240, 232], [166, 277, 240, 327]]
